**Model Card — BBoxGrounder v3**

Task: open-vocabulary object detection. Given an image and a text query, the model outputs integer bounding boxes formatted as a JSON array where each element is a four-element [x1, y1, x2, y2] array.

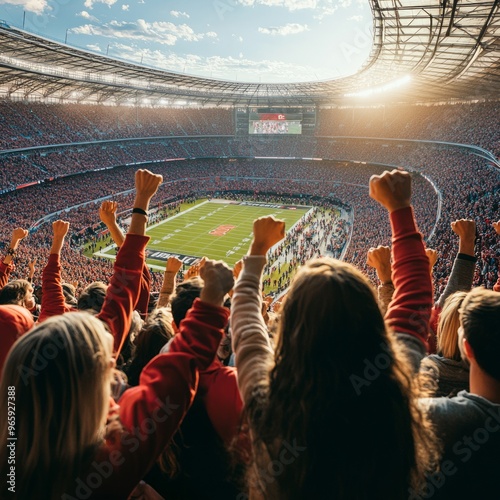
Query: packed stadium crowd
[[2, 100, 499, 156], [1, 98, 500, 498], [318, 101, 500, 156], [2, 139, 499, 297], [1, 167, 499, 499], [0, 100, 233, 150]]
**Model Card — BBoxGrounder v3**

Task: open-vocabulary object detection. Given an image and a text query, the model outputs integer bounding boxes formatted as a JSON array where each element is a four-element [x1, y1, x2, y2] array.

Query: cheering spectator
[[231, 170, 439, 499]]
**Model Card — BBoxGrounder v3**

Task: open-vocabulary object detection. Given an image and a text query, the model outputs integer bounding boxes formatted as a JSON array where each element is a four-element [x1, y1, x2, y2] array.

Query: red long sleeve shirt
[[78, 298, 229, 499]]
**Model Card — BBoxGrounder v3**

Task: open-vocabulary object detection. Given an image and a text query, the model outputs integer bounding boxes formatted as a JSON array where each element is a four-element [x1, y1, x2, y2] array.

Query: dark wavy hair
[[247, 258, 439, 499], [124, 307, 174, 386]]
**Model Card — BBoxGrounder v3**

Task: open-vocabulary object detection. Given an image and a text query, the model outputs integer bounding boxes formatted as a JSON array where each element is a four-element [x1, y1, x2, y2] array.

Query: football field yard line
[[158, 206, 291, 258], [148, 204, 308, 264], [151, 211, 250, 258], [98, 200, 309, 267]]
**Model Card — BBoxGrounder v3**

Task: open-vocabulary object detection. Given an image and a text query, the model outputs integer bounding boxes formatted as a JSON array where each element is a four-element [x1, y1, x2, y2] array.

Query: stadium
[[0, 0, 499, 498]]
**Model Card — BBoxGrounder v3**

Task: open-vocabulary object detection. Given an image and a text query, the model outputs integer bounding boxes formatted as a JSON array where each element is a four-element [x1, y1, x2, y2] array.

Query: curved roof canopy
[[0, 0, 499, 106]]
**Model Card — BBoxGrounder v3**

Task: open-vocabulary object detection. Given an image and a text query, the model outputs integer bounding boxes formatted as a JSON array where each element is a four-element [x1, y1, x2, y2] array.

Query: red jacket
[[385, 206, 433, 350], [76, 298, 229, 499], [0, 261, 12, 289], [40, 233, 149, 356], [199, 358, 244, 447]]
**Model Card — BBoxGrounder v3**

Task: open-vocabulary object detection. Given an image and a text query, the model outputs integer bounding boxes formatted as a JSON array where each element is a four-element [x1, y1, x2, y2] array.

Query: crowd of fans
[[0, 98, 500, 498], [2, 100, 499, 157], [0, 100, 233, 150], [1, 166, 499, 499], [318, 101, 500, 157], [2, 137, 499, 298]]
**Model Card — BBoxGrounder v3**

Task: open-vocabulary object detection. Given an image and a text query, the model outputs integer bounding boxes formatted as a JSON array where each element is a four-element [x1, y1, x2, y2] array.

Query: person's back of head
[[125, 307, 175, 386], [460, 287, 500, 381], [77, 281, 107, 314], [170, 277, 203, 328], [0, 279, 33, 307], [0, 312, 114, 499], [252, 257, 437, 499], [62, 282, 78, 307], [437, 291, 468, 361]]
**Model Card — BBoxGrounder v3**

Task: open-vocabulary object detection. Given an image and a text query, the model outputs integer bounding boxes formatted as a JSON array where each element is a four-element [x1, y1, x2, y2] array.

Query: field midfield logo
[[210, 225, 236, 236]]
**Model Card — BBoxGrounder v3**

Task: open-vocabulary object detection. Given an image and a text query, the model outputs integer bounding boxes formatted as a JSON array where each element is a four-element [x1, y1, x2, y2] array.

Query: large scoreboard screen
[[235, 107, 316, 136], [249, 111, 302, 135]]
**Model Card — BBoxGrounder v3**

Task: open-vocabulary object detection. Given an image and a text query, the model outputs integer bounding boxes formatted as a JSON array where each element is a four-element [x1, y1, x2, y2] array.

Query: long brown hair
[[248, 258, 438, 499]]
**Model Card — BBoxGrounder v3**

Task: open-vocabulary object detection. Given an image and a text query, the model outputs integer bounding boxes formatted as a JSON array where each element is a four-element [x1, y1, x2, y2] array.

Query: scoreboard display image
[[249, 111, 303, 135]]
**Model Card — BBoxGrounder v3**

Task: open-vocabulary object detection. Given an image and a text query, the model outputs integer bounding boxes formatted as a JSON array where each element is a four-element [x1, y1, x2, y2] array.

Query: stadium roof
[[0, 0, 499, 106]]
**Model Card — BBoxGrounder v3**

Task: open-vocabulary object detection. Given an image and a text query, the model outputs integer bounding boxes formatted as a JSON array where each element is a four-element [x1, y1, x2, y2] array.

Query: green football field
[[98, 200, 310, 269]]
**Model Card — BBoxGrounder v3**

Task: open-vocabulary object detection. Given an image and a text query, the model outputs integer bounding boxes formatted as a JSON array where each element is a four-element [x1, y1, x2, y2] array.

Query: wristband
[[132, 207, 148, 216], [6, 248, 15, 256]]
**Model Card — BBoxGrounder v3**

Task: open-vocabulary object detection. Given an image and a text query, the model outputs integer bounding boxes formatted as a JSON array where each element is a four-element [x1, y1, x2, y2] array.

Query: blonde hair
[[0, 312, 114, 499], [437, 291, 468, 360]]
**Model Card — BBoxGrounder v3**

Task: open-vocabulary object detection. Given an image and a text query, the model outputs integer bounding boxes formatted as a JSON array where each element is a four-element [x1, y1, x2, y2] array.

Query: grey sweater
[[421, 391, 500, 453]]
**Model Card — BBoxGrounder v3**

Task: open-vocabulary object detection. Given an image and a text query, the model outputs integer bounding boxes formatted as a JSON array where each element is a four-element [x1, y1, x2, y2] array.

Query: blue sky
[[0, 0, 373, 83]]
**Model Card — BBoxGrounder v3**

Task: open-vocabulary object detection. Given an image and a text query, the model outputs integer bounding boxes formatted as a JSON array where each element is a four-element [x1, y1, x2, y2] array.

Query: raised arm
[[100, 200, 152, 318], [0, 228, 28, 288], [98, 169, 163, 355], [110, 260, 232, 498], [231, 216, 285, 407], [27, 258, 36, 284], [99, 200, 125, 248], [436, 219, 476, 308], [39, 220, 71, 323], [157, 256, 183, 308], [369, 170, 432, 367], [367, 245, 394, 315]]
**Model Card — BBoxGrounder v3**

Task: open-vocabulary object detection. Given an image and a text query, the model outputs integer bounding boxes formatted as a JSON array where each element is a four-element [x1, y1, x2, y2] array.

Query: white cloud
[[122, 4, 129, 10], [86, 43, 102, 52], [111, 43, 332, 82], [0, 0, 49, 14], [77, 10, 99, 21], [348, 15, 363, 22], [72, 19, 217, 46], [258, 23, 309, 36], [170, 10, 189, 18], [237, 0, 317, 10], [84, 0, 118, 9], [313, 5, 338, 20]]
